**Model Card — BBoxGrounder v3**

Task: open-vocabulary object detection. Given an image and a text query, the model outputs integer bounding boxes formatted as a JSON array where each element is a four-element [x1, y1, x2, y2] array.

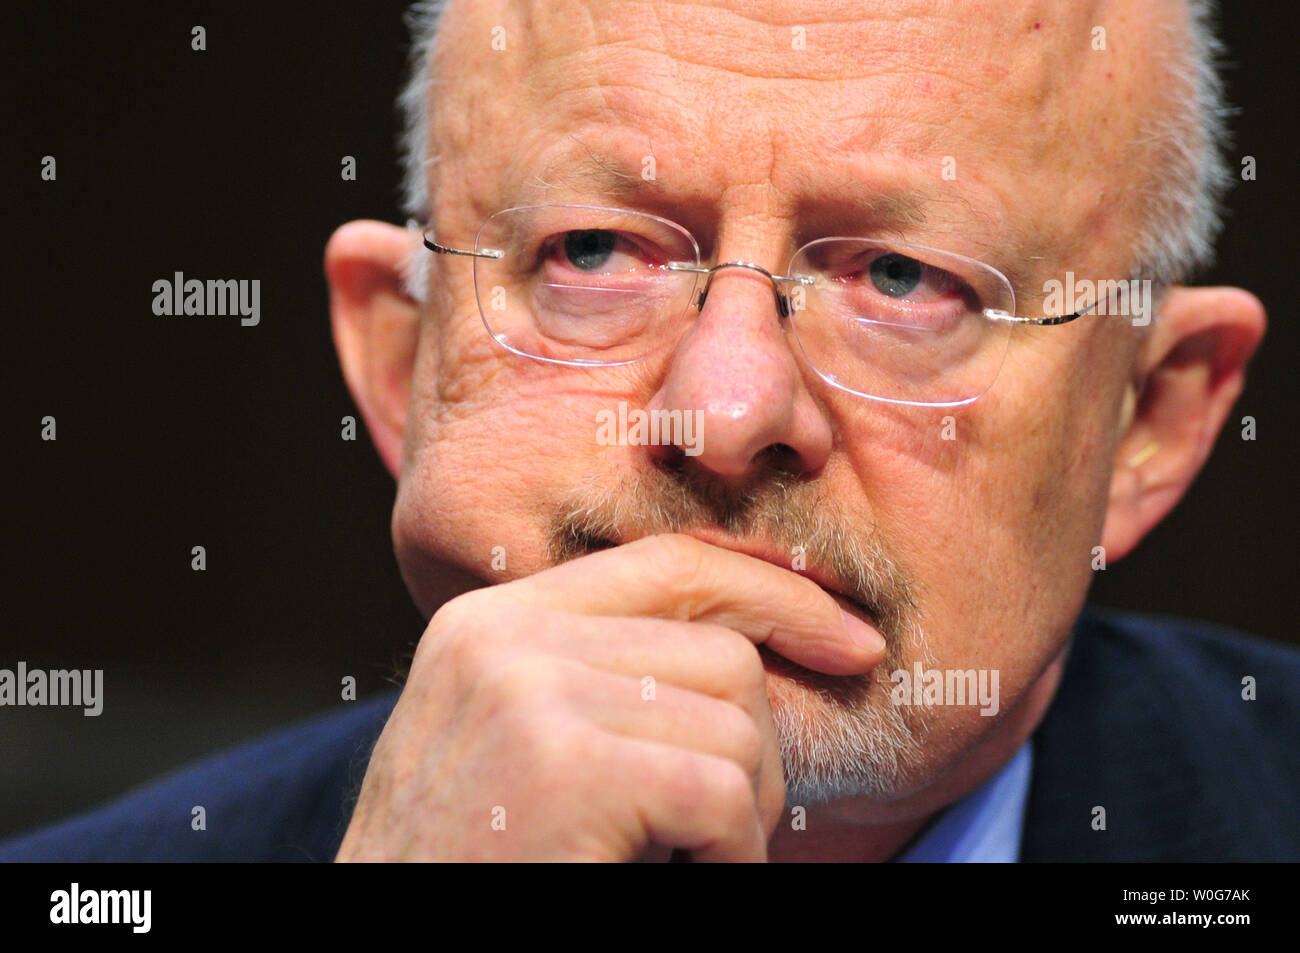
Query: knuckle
[[430, 588, 484, 634], [428, 594, 531, 682], [738, 649, 769, 697], [479, 656, 562, 709], [727, 634, 767, 688], [510, 708, 591, 772], [759, 775, 788, 828], [420, 591, 486, 663], [700, 759, 760, 831], [730, 711, 766, 776], [442, 622, 497, 684], [712, 702, 763, 775], [699, 625, 766, 698], [699, 622, 755, 663]]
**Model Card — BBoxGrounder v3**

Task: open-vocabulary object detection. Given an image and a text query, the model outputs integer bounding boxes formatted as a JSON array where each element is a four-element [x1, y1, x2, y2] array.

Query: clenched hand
[[335, 534, 886, 862]]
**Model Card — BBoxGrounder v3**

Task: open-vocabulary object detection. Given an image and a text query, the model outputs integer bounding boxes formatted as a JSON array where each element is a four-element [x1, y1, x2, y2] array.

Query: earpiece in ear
[[1127, 440, 1160, 468], [1118, 382, 1137, 434], [1119, 382, 1160, 467]]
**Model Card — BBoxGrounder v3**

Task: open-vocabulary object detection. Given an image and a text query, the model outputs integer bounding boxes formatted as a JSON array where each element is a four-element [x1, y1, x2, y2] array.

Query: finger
[[611, 736, 768, 862], [501, 617, 787, 830], [500, 534, 887, 675], [483, 613, 784, 808], [489, 612, 770, 707], [558, 661, 784, 823]]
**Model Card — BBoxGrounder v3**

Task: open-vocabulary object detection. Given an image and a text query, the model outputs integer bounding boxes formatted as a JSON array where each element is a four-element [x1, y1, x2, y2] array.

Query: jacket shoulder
[[1022, 607, 1300, 861], [0, 691, 399, 862]]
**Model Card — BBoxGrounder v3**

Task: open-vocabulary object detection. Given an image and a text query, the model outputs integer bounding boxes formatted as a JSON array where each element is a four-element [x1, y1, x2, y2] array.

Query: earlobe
[[1099, 286, 1266, 563], [324, 220, 424, 479]]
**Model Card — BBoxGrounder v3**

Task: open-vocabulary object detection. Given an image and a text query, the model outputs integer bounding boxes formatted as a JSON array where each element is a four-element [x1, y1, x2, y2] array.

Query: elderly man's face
[[329, 0, 1260, 814]]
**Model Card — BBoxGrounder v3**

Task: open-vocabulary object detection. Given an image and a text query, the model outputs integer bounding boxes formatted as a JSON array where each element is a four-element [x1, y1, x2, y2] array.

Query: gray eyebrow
[[525, 150, 936, 237], [528, 151, 647, 199]]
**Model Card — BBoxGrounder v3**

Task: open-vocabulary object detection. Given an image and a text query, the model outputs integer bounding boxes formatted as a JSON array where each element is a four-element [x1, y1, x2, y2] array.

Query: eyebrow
[[514, 140, 1073, 306], [806, 189, 930, 234], [523, 149, 934, 237], [509, 154, 1051, 300], [528, 151, 647, 200]]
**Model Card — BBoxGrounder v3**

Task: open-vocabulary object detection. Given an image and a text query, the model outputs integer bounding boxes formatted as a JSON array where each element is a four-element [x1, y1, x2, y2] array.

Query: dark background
[[4, 2, 1297, 840]]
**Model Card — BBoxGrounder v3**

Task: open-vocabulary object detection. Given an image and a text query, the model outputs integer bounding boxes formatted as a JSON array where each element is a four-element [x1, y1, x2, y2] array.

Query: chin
[[758, 646, 934, 805]]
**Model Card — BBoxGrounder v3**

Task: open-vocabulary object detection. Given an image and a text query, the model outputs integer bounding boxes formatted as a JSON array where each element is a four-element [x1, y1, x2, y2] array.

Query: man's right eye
[[537, 228, 664, 279], [563, 229, 617, 271]]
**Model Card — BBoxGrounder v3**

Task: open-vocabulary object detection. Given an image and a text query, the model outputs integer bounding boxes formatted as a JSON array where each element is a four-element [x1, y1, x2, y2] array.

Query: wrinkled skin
[[326, 0, 1264, 860]]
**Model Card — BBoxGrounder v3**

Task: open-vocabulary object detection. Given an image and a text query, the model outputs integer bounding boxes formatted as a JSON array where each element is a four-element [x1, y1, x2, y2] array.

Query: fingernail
[[841, 609, 887, 654]]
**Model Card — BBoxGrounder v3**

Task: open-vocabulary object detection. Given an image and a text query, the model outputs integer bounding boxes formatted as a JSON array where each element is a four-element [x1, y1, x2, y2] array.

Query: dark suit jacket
[[2, 607, 1296, 861]]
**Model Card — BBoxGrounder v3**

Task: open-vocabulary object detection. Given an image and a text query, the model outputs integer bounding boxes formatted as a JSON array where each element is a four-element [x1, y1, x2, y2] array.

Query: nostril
[[652, 447, 688, 476], [758, 443, 802, 473]]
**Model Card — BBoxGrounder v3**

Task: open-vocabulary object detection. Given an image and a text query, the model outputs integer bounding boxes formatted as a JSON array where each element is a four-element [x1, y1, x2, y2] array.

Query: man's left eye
[[869, 253, 924, 297]]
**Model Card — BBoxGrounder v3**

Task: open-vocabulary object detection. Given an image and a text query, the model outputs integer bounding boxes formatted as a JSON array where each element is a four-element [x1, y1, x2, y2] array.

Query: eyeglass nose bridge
[[664, 260, 813, 319]]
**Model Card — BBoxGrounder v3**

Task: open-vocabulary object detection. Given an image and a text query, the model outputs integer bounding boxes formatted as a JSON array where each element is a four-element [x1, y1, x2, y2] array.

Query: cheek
[[837, 348, 1116, 707], [394, 314, 655, 609]]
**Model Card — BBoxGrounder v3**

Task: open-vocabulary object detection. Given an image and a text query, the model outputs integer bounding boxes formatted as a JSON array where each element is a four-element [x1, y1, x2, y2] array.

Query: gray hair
[[396, 0, 1233, 292], [1130, 0, 1235, 286]]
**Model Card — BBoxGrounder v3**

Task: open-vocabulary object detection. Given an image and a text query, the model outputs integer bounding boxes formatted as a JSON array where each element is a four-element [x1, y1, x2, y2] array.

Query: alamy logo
[[1042, 272, 1152, 327], [595, 401, 704, 456], [152, 272, 260, 326], [50, 883, 151, 934], [890, 663, 1000, 716], [0, 662, 103, 716]]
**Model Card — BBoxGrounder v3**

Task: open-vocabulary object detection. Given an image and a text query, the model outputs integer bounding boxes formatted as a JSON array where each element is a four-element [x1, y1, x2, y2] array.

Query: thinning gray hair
[[396, 0, 1233, 294]]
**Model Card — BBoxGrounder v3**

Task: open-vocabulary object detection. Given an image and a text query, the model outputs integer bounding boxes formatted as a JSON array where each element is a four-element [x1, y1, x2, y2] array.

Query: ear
[[1100, 286, 1266, 562], [324, 220, 423, 479]]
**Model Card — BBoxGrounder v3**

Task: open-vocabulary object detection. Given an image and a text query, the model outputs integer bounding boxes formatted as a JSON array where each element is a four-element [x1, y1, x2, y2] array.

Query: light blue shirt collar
[[895, 739, 1034, 862]]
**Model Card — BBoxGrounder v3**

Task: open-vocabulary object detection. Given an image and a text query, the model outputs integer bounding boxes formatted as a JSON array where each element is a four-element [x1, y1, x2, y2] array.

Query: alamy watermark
[[595, 401, 703, 456], [0, 662, 103, 716], [50, 883, 150, 933], [152, 272, 260, 326], [1043, 272, 1152, 327], [890, 663, 1000, 716]]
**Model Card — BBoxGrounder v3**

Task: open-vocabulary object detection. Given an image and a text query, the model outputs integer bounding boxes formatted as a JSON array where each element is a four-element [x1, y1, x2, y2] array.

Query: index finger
[[499, 533, 887, 676]]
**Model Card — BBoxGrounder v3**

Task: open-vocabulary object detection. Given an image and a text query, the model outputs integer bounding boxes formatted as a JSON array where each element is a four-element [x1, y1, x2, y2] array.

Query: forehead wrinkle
[[435, 0, 1176, 288]]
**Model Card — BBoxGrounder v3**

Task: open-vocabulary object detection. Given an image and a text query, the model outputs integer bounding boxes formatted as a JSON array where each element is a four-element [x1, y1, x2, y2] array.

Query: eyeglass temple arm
[[422, 234, 504, 259], [984, 298, 1102, 326]]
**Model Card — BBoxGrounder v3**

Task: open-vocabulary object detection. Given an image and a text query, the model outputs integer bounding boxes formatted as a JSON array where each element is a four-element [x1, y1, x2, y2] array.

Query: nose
[[645, 263, 833, 483]]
